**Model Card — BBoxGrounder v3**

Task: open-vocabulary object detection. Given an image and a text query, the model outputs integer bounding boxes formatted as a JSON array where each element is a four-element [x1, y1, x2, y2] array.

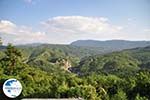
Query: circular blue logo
[[3, 78, 22, 98]]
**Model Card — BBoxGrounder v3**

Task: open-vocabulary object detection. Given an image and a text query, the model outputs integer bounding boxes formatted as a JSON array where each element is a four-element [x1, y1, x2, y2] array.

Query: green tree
[[134, 70, 150, 99], [1, 44, 22, 75], [135, 94, 148, 100], [111, 90, 127, 100], [67, 85, 98, 100]]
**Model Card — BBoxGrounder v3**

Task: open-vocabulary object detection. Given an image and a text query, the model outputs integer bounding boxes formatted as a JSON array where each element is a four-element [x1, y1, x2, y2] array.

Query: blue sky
[[0, 0, 150, 44]]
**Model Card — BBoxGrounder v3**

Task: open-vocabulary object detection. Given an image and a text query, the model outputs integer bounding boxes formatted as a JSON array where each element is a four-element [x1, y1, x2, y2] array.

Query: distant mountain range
[[71, 40, 150, 51], [1, 39, 150, 59]]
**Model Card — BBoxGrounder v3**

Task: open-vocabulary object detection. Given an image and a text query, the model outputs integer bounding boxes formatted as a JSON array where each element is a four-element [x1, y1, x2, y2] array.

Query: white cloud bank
[[0, 16, 149, 44], [0, 20, 46, 44], [42, 16, 122, 34], [41, 16, 124, 43]]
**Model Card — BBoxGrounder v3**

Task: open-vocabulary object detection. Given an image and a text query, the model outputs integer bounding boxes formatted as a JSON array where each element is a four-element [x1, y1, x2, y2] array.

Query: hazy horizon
[[1, 39, 150, 46], [0, 0, 150, 45]]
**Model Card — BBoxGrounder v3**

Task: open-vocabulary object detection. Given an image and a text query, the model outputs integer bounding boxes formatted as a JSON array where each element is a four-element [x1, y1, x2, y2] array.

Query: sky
[[0, 0, 150, 45]]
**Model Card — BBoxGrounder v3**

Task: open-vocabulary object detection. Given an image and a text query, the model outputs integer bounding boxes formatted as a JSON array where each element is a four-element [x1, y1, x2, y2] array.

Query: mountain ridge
[[71, 40, 150, 51]]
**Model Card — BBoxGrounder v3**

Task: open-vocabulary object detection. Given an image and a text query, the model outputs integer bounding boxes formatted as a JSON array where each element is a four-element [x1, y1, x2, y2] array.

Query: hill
[[17, 44, 109, 58], [0, 44, 150, 99], [71, 40, 150, 51], [1, 42, 150, 73], [0, 44, 112, 72], [71, 46, 150, 75]]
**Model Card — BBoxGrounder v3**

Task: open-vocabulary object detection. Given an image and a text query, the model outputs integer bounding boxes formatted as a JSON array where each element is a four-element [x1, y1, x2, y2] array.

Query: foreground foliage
[[0, 44, 150, 100]]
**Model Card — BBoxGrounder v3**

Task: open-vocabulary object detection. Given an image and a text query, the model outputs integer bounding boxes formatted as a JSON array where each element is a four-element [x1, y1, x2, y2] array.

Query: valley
[[0, 40, 150, 100]]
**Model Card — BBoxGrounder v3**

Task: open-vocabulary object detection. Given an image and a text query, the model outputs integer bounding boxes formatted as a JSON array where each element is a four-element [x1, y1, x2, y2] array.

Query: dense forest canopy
[[0, 41, 150, 100]]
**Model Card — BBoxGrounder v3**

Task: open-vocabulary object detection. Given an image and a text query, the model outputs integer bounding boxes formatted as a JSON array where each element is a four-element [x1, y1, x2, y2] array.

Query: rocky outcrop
[[56, 58, 72, 71]]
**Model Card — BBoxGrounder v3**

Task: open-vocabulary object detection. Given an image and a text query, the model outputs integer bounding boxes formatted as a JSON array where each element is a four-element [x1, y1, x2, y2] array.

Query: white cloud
[[0, 16, 149, 45], [0, 20, 46, 44], [144, 29, 150, 32], [40, 16, 125, 43], [0, 20, 16, 34], [42, 16, 122, 34]]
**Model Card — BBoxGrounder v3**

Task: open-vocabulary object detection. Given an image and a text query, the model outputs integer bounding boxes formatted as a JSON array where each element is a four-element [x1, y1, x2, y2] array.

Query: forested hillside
[[71, 46, 150, 75], [18, 44, 110, 58], [0, 44, 112, 72], [0, 43, 150, 100], [71, 40, 150, 51]]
